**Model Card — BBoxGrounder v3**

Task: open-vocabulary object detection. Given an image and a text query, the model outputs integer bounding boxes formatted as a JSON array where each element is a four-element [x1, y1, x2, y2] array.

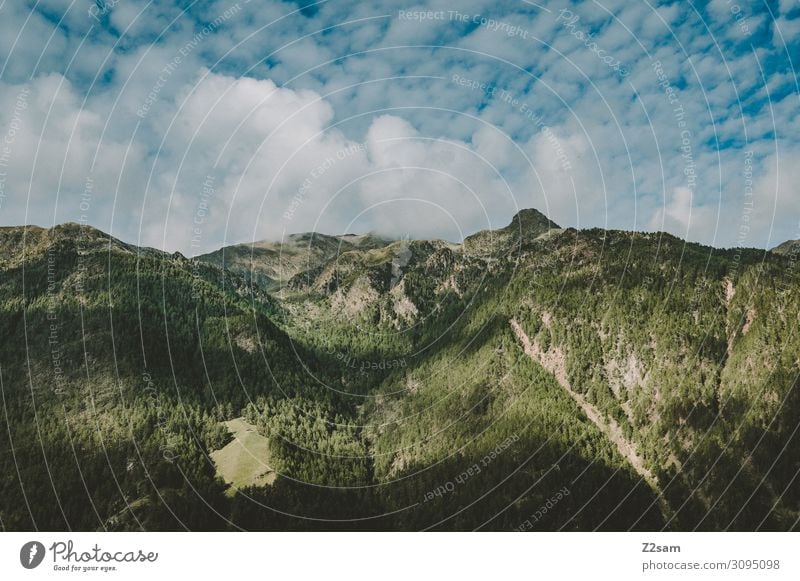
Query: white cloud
[[772, 15, 800, 44], [648, 186, 720, 244], [779, 0, 798, 16], [0, 0, 797, 253]]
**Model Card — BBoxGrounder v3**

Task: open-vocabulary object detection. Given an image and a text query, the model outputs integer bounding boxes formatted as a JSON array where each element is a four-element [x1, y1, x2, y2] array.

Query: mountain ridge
[[3, 207, 794, 260], [2, 206, 799, 531]]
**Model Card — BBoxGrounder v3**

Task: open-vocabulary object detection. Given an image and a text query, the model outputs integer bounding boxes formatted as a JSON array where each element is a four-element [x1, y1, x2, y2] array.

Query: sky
[[0, 0, 798, 255]]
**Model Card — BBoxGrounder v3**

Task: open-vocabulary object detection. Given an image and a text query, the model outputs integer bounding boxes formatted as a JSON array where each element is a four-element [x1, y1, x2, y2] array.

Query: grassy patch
[[211, 417, 275, 495]]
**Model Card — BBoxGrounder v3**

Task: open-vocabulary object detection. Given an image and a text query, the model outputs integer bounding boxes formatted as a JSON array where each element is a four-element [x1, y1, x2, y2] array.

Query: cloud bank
[[0, 0, 798, 254]]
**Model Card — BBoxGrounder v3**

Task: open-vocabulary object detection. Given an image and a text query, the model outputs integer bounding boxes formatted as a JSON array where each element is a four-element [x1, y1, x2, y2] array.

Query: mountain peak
[[462, 208, 561, 255], [772, 240, 800, 256], [505, 208, 560, 233]]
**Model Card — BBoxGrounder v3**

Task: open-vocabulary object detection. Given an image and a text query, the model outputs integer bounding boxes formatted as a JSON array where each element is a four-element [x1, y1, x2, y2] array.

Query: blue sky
[[0, 0, 798, 254]]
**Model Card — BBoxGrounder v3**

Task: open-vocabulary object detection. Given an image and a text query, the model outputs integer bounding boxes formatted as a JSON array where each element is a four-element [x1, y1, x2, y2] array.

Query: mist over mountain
[[1, 209, 798, 531]]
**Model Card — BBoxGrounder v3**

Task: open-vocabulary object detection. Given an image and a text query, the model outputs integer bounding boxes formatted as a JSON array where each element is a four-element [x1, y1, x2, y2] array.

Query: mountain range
[[1, 209, 798, 531]]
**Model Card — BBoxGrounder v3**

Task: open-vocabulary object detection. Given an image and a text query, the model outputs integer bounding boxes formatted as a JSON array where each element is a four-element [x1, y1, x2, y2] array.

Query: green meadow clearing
[[211, 418, 276, 495]]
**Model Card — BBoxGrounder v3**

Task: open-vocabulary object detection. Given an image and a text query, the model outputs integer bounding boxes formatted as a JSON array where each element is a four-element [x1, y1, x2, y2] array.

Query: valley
[[1, 210, 798, 531]]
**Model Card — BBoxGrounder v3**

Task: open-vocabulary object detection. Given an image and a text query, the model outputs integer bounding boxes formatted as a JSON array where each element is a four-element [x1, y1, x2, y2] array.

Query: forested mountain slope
[[1, 211, 798, 531], [0, 223, 347, 530]]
